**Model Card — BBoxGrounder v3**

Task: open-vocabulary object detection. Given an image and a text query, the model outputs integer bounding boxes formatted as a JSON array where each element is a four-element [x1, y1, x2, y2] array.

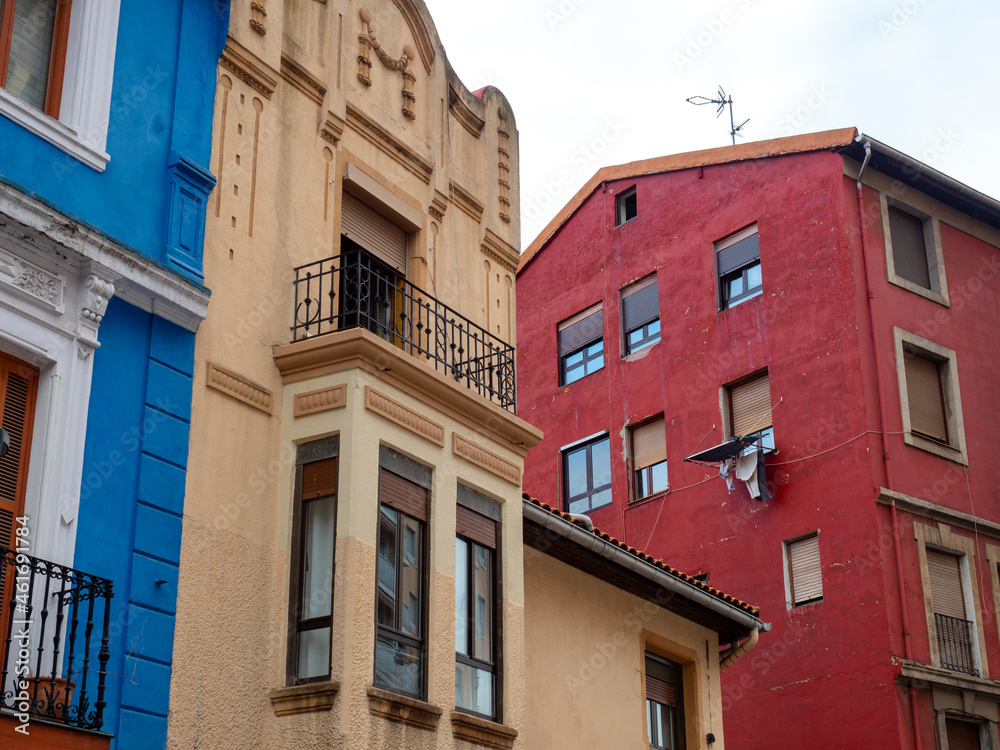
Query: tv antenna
[[686, 86, 749, 145]]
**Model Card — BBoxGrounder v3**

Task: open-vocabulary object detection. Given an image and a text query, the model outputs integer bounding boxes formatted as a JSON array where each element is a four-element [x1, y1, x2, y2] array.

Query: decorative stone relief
[[365, 386, 445, 446], [452, 433, 520, 486], [357, 8, 418, 120], [250, 1, 267, 35], [81, 274, 115, 323], [497, 107, 511, 223], [206, 362, 273, 414], [294, 384, 347, 417], [0, 249, 65, 312]]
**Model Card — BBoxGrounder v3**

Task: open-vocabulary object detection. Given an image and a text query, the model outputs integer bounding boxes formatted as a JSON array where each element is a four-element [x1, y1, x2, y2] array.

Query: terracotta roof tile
[[523, 493, 761, 617]]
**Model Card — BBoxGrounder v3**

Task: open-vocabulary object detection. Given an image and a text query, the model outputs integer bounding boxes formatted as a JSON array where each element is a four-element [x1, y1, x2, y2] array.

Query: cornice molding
[[448, 82, 484, 138], [280, 54, 326, 105], [345, 105, 432, 184], [449, 180, 483, 222], [877, 488, 1000, 538], [321, 110, 346, 145], [207, 362, 273, 414], [480, 229, 518, 273], [220, 35, 278, 100]]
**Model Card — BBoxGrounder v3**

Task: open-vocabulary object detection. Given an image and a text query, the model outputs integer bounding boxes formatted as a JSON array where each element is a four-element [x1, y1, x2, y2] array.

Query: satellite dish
[[0, 428, 9, 459]]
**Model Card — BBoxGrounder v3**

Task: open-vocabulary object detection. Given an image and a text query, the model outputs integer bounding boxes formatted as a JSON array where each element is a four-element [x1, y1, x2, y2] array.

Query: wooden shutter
[[731, 373, 772, 437], [379, 468, 427, 521], [633, 417, 666, 471], [888, 206, 931, 289], [341, 192, 407, 274], [456, 504, 496, 549], [789, 534, 822, 604], [301, 458, 338, 499], [621, 277, 659, 332], [717, 231, 760, 275], [645, 653, 681, 707], [557, 304, 603, 357], [946, 719, 981, 750], [0, 354, 38, 553], [927, 549, 966, 619], [904, 352, 948, 443]]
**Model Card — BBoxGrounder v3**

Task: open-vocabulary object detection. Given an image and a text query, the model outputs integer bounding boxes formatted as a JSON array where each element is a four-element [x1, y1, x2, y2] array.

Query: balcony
[[0, 546, 113, 732], [292, 252, 516, 413], [935, 612, 978, 676]]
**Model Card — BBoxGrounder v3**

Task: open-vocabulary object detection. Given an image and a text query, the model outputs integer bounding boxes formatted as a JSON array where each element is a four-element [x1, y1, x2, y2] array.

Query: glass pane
[[296, 626, 331, 680], [648, 319, 661, 336], [565, 349, 584, 368], [455, 538, 469, 654], [727, 275, 744, 299], [568, 497, 591, 514], [472, 544, 492, 662], [375, 634, 423, 697], [301, 496, 335, 619], [628, 328, 643, 347], [746, 262, 762, 290], [587, 341, 604, 358], [7, 0, 58, 110], [566, 448, 588, 497], [651, 461, 669, 494], [647, 699, 654, 745], [588, 352, 604, 372], [590, 488, 612, 510], [377, 506, 398, 627], [592, 438, 611, 488], [398, 514, 423, 637], [564, 364, 584, 385], [455, 662, 494, 717]]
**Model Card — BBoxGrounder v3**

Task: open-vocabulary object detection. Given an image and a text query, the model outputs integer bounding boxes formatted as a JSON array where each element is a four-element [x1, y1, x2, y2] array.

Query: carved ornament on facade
[[497, 107, 511, 223], [357, 7, 417, 120], [250, 1, 267, 35], [13, 262, 62, 306], [81, 274, 115, 323]]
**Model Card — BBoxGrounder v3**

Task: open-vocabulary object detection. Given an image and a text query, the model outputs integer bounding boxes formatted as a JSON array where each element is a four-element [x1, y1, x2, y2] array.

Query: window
[[785, 533, 822, 606], [728, 371, 774, 452], [621, 276, 660, 355], [632, 416, 667, 500], [455, 485, 501, 721], [0, 0, 70, 117], [562, 434, 612, 514], [287, 437, 340, 684], [881, 196, 949, 306], [893, 328, 967, 464], [945, 718, 983, 750], [616, 186, 637, 226], [645, 653, 684, 750], [927, 549, 977, 676], [374, 449, 430, 699], [716, 225, 762, 310], [557, 303, 604, 386]]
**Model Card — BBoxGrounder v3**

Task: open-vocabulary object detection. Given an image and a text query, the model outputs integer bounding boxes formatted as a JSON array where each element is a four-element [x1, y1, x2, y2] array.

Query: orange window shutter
[[945, 718, 981, 750], [731, 373, 772, 437], [0, 353, 38, 551], [904, 352, 948, 443], [927, 549, 965, 619], [789, 535, 822, 604], [632, 417, 666, 471]]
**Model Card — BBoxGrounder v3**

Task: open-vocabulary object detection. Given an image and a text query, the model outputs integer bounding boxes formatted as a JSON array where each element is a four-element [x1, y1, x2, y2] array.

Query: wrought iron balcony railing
[[935, 612, 978, 676], [0, 546, 113, 731], [292, 251, 516, 413]]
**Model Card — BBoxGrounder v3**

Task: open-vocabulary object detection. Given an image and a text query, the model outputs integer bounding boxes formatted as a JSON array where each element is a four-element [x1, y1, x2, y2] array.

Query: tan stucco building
[[166, 1, 766, 748]]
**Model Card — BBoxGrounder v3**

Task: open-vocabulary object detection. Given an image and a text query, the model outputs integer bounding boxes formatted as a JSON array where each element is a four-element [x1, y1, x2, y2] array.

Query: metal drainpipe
[[855, 137, 921, 750], [719, 628, 759, 670]]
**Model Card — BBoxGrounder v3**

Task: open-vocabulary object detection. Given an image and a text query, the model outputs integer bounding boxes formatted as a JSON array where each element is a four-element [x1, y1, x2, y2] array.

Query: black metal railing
[[935, 612, 978, 676], [292, 252, 516, 412], [0, 546, 113, 731]]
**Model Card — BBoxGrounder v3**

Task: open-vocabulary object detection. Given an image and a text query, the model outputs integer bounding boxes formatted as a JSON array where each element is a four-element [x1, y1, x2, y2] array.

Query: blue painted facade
[[0, 1, 229, 747]]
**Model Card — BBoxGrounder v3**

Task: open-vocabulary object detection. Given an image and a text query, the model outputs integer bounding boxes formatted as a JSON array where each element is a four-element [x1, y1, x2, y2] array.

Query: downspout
[[719, 628, 759, 670], [855, 137, 921, 750]]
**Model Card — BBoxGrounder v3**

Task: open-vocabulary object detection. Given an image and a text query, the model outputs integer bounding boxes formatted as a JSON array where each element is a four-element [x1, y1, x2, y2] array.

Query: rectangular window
[[621, 276, 660, 355], [375, 450, 430, 699], [455, 485, 501, 721], [882, 197, 948, 305], [0, 0, 72, 117], [716, 225, 762, 310], [786, 533, 822, 606], [616, 186, 637, 226], [562, 434, 612, 514], [946, 718, 983, 750], [927, 549, 977, 676], [632, 416, 667, 500], [728, 371, 774, 452], [645, 653, 684, 750], [557, 303, 604, 386]]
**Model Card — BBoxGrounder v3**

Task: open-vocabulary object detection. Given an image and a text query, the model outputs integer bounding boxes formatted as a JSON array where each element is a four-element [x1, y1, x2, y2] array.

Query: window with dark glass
[[562, 434, 612, 514], [728, 371, 774, 452], [374, 450, 430, 699], [0, 0, 71, 117], [632, 416, 667, 500], [716, 225, 762, 310], [616, 186, 637, 226], [455, 485, 501, 721], [621, 276, 659, 355], [557, 303, 604, 386], [288, 438, 340, 684], [646, 653, 684, 750]]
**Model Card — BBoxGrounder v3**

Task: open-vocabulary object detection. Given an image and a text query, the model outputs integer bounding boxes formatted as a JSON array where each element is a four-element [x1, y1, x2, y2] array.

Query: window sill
[[269, 680, 340, 716], [888, 274, 950, 307], [367, 686, 443, 730], [451, 711, 518, 749], [629, 489, 669, 508], [0, 88, 109, 172], [903, 432, 968, 466]]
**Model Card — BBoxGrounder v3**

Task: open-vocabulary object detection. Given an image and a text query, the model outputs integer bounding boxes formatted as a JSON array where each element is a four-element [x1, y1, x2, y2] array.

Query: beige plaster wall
[[522, 549, 727, 750]]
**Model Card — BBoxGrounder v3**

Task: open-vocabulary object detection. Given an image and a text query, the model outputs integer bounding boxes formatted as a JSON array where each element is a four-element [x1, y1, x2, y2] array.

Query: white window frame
[[880, 193, 950, 307], [0, 0, 121, 171]]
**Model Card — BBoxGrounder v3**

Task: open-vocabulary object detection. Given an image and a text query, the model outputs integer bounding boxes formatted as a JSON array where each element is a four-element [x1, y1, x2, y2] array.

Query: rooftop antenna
[[686, 86, 749, 145]]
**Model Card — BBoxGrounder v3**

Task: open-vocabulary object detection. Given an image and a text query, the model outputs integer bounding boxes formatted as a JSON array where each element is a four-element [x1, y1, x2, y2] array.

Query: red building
[[516, 127, 1000, 749]]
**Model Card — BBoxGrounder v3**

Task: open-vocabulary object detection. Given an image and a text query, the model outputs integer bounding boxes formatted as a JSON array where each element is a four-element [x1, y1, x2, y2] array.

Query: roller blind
[[717, 232, 760, 276], [379, 468, 428, 521], [341, 192, 407, 274], [621, 277, 659, 331], [904, 352, 947, 443], [888, 206, 931, 289], [645, 653, 681, 707], [557, 304, 603, 357], [633, 417, 666, 471], [301, 458, 338, 499], [927, 549, 966, 620], [789, 534, 822, 604], [946, 719, 981, 750], [456, 504, 497, 549], [731, 373, 772, 437]]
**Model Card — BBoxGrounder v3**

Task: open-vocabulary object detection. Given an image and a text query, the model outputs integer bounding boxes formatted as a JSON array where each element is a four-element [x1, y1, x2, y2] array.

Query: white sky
[[421, 0, 1000, 249]]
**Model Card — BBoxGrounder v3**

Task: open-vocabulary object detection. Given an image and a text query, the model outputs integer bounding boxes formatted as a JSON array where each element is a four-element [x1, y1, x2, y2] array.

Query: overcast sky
[[422, 0, 1000, 249]]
